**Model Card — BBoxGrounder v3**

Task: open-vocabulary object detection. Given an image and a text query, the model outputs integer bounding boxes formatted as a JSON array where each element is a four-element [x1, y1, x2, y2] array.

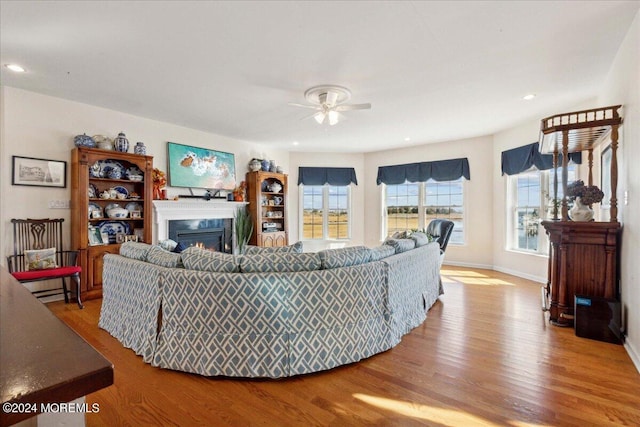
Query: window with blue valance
[[501, 142, 582, 176], [376, 157, 470, 185], [297, 167, 358, 186]]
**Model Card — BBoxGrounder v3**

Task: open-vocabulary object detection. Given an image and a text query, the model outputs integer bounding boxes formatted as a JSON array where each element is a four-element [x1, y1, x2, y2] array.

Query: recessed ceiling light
[[523, 94, 536, 101], [5, 64, 26, 73], [404, 137, 411, 142], [292, 141, 299, 146]]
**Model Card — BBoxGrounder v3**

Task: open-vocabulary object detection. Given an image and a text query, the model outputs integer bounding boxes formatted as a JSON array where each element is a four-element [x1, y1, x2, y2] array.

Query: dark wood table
[[1, 266, 113, 426]]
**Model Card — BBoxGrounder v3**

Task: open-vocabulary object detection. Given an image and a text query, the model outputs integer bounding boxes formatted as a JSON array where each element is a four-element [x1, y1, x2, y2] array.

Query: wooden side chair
[[6, 218, 83, 308]]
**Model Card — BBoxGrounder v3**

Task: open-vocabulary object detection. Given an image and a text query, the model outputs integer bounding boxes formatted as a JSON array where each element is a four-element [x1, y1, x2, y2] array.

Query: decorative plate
[[88, 183, 99, 198], [88, 202, 102, 218], [96, 221, 131, 244], [113, 186, 129, 197], [125, 202, 142, 212], [125, 166, 143, 180], [93, 159, 125, 178]]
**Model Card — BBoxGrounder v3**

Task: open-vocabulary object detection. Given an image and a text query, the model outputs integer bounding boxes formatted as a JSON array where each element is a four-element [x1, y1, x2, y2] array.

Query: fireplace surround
[[152, 200, 247, 253]]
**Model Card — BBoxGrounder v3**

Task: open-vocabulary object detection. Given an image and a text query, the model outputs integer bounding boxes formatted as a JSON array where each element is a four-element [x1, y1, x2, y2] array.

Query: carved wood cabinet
[[246, 171, 288, 247], [541, 221, 620, 326], [71, 147, 153, 300], [539, 106, 623, 326]]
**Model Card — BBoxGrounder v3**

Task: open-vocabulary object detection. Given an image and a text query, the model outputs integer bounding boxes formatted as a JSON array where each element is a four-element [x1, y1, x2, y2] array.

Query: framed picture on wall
[[12, 156, 67, 188]]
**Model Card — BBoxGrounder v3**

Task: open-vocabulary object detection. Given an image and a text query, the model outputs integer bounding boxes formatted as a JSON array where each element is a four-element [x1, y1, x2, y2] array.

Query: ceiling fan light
[[328, 110, 339, 126], [314, 112, 326, 124]]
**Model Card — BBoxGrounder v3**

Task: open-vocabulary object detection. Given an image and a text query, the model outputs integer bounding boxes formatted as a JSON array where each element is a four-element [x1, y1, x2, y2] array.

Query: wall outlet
[[49, 200, 70, 209]]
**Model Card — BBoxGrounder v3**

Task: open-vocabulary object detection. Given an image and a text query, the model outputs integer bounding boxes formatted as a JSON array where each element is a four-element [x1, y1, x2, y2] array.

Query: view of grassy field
[[302, 211, 349, 239]]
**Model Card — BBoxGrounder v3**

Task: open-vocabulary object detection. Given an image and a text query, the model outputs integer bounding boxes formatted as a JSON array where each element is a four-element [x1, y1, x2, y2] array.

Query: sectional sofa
[[99, 236, 442, 378]]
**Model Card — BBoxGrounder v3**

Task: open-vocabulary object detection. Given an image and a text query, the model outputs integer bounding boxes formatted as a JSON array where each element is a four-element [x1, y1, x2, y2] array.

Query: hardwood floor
[[48, 267, 640, 426]]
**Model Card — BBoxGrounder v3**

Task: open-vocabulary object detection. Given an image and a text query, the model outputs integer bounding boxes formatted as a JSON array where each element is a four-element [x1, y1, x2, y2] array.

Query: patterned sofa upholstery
[[99, 241, 443, 378]]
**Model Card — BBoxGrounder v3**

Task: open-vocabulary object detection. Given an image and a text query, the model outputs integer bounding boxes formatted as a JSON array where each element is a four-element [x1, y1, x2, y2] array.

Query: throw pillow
[[318, 246, 372, 269], [240, 252, 321, 273], [244, 241, 303, 255], [181, 246, 239, 272], [369, 245, 396, 261], [384, 238, 416, 254], [410, 231, 431, 247], [146, 245, 183, 268], [24, 247, 57, 271], [120, 242, 152, 261]]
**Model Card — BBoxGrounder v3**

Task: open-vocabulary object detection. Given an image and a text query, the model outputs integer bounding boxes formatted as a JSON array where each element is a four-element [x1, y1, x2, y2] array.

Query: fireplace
[[152, 200, 247, 254], [168, 219, 232, 253]]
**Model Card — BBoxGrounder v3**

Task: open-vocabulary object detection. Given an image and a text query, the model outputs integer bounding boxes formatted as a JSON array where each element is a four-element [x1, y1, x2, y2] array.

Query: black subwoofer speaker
[[574, 295, 622, 344]]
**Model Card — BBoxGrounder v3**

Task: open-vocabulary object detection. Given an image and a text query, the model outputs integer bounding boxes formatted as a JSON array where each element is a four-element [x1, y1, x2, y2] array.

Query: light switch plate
[[49, 200, 70, 209]]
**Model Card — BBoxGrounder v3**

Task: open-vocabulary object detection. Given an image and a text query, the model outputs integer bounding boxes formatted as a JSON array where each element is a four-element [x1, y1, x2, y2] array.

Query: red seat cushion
[[12, 266, 81, 282]]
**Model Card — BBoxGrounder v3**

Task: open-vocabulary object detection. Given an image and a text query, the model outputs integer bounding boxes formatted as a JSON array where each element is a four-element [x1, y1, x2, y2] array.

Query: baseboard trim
[[491, 266, 547, 284], [442, 261, 547, 284], [442, 260, 494, 270], [624, 338, 640, 374]]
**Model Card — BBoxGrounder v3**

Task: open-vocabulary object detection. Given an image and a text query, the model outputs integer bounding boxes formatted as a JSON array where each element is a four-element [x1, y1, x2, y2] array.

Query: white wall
[[288, 152, 365, 252], [597, 9, 640, 370], [0, 86, 288, 266], [492, 119, 555, 283], [364, 136, 494, 268]]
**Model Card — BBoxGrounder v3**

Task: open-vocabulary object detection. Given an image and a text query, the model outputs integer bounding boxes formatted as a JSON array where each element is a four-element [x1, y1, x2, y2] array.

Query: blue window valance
[[501, 142, 582, 176], [376, 157, 470, 185], [298, 167, 358, 186]]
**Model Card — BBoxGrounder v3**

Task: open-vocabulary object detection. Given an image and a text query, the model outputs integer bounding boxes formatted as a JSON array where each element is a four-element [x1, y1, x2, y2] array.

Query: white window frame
[[299, 184, 352, 240], [381, 179, 466, 245], [506, 165, 577, 255]]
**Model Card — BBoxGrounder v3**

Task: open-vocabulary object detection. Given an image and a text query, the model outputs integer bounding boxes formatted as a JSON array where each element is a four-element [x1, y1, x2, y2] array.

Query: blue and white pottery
[[269, 160, 277, 172], [107, 167, 122, 180], [74, 133, 96, 148], [113, 132, 129, 152], [261, 159, 270, 171], [134, 142, 146, 155]]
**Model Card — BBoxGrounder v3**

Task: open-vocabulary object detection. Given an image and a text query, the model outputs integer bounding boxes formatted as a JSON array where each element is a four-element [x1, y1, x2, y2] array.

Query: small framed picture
[[116, 232, 126, 244], [130, 210, 142, 219], [12, 156, 67, 188], [134, 228, 144, 242], [88, 227, 103, 246]]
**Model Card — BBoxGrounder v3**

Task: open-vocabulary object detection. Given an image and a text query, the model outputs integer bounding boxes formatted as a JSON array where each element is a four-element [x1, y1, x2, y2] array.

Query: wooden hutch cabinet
[[71, 147, 153, 300], [539, 105, 622, 326], [246, 171, 288, 247]]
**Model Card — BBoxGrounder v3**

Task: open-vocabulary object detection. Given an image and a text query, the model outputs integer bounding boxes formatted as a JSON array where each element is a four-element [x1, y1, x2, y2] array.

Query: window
[[301, 185, 351, 240], [384, 178, 465, 244], [507, 165, 576, 253], [425, 179, 464, 244], [386, 182, 419, 235]]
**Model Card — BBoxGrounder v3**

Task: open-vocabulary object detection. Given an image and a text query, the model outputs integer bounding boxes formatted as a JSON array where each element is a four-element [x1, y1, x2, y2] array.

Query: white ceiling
[[1, 1, 638, 153]]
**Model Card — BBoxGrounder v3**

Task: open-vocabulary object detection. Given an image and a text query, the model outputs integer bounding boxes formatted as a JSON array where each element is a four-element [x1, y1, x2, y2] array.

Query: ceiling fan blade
[[288, 102, 321, 110], [325, 91, 339, 107], [314, 111, 327, 124], [335, 103, 371, 111]]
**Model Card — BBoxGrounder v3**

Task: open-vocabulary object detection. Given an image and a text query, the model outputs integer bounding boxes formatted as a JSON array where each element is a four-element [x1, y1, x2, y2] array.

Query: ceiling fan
[[289, 85, 371, 126]]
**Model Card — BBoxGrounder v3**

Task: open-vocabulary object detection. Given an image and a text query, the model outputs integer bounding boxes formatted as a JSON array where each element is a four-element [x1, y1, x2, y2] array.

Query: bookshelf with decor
[[71, 147, 153, 300], [246, 171, 288, 247]]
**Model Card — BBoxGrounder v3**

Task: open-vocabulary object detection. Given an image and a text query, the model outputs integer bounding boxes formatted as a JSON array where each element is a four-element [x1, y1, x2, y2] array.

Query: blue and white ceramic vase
[[269, 160, 277, 172], [261, 159, 270, 171], [74, 133, 96, 148], [134, 142, 146, 155], [113, 132, 129, 153]]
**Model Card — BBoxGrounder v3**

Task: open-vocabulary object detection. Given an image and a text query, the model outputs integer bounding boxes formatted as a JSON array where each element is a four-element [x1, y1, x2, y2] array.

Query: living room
[[1, 1, 639, 425]]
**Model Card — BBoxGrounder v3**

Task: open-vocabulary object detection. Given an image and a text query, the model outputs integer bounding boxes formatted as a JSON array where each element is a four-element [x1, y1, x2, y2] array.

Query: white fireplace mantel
[[152, 199, 248, 245]]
